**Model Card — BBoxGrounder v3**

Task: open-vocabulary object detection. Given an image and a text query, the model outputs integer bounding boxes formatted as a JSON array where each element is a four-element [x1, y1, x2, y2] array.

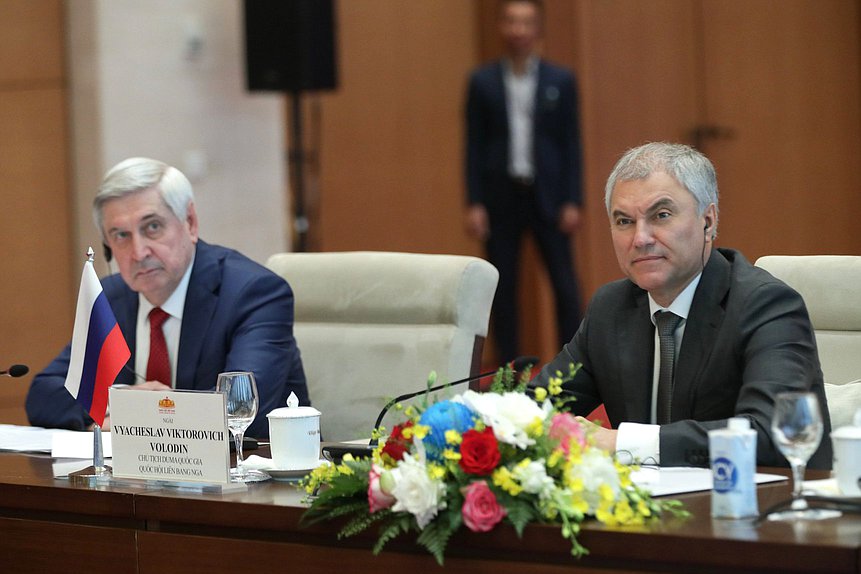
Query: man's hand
[[465, 204, 490, 241], [576, 416, 618, 452], [558, 203, 582, 234], [131, 380, 172, 391]]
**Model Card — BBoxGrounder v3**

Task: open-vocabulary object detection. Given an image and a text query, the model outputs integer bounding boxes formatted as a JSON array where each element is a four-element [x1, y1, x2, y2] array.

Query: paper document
[[0, 424, 111, 457], [632, 466, 786, 497]]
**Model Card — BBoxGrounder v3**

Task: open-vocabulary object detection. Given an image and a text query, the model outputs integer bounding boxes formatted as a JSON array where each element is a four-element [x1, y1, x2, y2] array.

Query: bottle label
[[712, 456, 738, 493]]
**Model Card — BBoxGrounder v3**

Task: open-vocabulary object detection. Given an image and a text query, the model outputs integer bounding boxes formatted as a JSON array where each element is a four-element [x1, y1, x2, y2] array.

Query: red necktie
[[146, 307, 171, 386]]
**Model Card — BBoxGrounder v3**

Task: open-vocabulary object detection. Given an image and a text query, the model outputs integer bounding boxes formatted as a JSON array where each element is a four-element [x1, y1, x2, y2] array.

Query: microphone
[[367, 355, 539, 446], [0, 364, 29, 377]]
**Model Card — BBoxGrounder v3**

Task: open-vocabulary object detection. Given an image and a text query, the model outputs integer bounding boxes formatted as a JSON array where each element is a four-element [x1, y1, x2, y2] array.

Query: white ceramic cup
[[831, 425, 861, 496], [267, 406, 322, 470]]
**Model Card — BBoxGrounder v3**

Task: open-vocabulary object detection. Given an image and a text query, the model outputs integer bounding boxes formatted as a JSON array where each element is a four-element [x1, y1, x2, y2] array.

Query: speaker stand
[[288, 91, 309, 252]]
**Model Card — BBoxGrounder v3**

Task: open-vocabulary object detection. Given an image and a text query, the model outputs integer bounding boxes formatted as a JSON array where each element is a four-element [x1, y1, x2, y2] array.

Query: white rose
[[389, 455, 446, 529]]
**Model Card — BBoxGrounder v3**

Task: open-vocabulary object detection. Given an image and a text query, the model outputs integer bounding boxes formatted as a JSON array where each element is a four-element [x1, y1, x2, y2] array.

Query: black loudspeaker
[[244, 0, 338, 92]]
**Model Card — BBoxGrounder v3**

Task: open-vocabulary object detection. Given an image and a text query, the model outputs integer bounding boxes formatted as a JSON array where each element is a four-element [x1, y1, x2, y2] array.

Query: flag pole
[[69, 247, 115, 486]]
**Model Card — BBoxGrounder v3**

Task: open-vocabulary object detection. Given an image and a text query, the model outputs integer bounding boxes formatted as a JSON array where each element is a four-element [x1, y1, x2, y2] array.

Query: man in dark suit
[[536, 142, 832, 469], [465, 0, 583, 361], [26, 158, 308, 438]]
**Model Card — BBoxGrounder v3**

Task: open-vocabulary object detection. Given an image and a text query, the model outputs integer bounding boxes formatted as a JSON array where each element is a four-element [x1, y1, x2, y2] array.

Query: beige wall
[[67, 0, 291, 267], [310, 1, 480, 259]]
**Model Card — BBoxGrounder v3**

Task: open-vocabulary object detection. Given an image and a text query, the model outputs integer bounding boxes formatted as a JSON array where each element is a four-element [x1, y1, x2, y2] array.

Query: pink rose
[[368, 464, 395, 513], [461, 481, 506, 533], [549, 412, 587, 455]]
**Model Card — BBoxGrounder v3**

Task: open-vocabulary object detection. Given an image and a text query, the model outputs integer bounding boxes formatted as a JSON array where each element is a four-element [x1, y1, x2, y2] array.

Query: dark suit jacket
[[536, 248, 832, 469], [465, 59, 583, 220], [26, 240, 308, 438]]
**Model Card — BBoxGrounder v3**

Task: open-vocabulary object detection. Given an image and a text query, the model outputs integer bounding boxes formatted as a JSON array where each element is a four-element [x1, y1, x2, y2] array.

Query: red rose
[[459, 427, 500, 475], [382, 420, 414, 461]]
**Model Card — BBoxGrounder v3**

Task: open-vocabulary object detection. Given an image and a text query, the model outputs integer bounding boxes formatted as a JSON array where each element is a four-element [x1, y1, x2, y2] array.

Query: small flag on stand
[[64, 248, 130, 426]]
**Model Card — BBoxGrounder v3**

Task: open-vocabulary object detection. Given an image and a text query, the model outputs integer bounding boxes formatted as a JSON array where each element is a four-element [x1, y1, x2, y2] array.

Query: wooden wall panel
[[698, 0, 861, 259], [0, 0, 64, 85], [0, 0, 72, 424], [314, 1, 480, 259]]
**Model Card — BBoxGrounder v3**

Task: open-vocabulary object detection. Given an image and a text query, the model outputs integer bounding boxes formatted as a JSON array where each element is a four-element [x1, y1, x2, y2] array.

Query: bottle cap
[[727, 417, 750, 431]]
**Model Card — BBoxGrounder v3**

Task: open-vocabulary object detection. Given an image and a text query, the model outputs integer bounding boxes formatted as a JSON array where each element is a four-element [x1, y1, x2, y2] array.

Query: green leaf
[[340, 506, 392, 538], [372, 514, 414, 555], [416, 517, 456, 566], [504, 497, 537, 536]]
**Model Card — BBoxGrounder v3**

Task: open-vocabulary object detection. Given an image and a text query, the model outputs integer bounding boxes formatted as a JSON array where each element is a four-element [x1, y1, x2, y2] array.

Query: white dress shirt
[[615, 273, 703, 465], [503, 56, 538, 180], [134, 254, 194, 388]]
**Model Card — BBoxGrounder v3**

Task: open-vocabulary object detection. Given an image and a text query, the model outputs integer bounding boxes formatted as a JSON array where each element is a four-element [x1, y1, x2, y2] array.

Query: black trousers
[[485, 185, 583, 362]]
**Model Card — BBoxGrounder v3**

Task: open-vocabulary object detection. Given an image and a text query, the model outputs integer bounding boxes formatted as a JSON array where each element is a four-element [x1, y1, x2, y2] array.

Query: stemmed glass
[[216, 371, 270, 483], [768, 391, 840, 520]]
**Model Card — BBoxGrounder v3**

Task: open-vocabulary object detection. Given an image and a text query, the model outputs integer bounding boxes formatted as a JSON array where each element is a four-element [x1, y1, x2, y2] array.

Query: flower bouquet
[[301, 364, 685, 565]]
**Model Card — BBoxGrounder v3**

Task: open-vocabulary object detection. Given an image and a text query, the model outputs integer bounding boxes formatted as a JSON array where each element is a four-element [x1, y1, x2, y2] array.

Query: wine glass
[[216, 371, 270, 483], [768, 391, 840, 520]]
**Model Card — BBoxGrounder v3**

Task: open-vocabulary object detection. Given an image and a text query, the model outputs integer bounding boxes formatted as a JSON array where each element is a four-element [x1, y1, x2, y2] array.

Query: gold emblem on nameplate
[[158, 396, 176, 413]]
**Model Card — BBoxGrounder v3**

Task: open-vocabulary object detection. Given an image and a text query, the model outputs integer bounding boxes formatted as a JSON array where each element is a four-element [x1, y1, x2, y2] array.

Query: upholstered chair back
[[755, 255, 861, 428], [266, 251, 499, 441]]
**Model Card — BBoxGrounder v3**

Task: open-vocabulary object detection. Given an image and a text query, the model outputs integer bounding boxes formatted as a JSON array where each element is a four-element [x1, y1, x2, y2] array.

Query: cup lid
[[267, 406, 321, 419]]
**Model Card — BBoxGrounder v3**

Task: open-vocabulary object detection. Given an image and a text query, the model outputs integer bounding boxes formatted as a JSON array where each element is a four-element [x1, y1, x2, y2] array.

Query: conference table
[[0, 450, 858, 574]]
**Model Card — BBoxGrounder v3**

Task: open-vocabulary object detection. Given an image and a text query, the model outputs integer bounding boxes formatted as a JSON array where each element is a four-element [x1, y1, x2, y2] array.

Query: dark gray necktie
[[655, 311, 683, 425]]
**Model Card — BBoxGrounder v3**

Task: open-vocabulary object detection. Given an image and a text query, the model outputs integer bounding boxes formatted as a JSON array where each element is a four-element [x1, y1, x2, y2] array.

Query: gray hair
[[93, 157, 194, 236], [604, 142, 719, 233]]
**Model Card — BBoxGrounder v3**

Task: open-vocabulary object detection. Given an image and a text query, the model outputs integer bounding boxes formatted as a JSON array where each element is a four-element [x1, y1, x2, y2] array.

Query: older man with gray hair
[[536, 142, 831, 469], [27, 157, 308, 437]]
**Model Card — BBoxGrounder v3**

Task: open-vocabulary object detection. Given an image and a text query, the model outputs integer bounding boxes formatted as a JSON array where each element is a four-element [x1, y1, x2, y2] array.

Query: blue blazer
[[26, 240, 308, 438], [466, 59, 583, 220]]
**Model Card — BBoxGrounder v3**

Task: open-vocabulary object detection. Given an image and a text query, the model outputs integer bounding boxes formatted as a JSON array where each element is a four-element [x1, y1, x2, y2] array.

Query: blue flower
[[419, 400, 475, 460]]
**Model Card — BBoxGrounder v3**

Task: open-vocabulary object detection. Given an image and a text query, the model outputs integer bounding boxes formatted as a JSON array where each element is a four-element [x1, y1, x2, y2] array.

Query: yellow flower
[[442, 448, 461, 461], [302, 463, 336, 494], [428, 463, 447, 480], [404, 423, 429, 441], [533, 387, 548, 402], [547, 449, 563, 469], [614, 499, 634, 524], [548, 375, 563, 396], [598, 483, 615, 502], [526, 417, 544, 438], [492, 467, 523, 496], [515, 457, 532, 471], [637, 499, 652, 517], [445, 430, 462, 445], [596, 500, 617, 526], [570, 494, 589, 515]]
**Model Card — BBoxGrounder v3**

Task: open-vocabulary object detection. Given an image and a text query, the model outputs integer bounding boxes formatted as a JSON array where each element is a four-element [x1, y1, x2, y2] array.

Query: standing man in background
[[465, 0, 583, 361]]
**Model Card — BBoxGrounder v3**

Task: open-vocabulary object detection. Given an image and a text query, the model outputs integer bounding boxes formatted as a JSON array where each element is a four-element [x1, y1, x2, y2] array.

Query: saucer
[[267, 460, 329, 481]]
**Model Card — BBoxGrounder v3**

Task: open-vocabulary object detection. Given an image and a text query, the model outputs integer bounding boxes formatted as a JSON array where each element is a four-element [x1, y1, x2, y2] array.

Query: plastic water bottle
[[709, 417, 758, 518]]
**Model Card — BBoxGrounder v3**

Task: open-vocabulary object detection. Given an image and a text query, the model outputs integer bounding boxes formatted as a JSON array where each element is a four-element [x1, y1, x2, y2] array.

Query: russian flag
[[64, 254, 130, 427]]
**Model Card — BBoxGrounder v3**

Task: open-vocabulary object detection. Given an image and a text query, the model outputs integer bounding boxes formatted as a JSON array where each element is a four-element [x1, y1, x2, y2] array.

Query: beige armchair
[[266, 251, 499, 441], [755, 255, 861, 428]]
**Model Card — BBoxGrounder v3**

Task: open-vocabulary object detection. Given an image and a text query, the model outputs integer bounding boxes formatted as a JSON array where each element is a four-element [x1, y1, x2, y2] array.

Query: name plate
[[109, 388, 230, 484]]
